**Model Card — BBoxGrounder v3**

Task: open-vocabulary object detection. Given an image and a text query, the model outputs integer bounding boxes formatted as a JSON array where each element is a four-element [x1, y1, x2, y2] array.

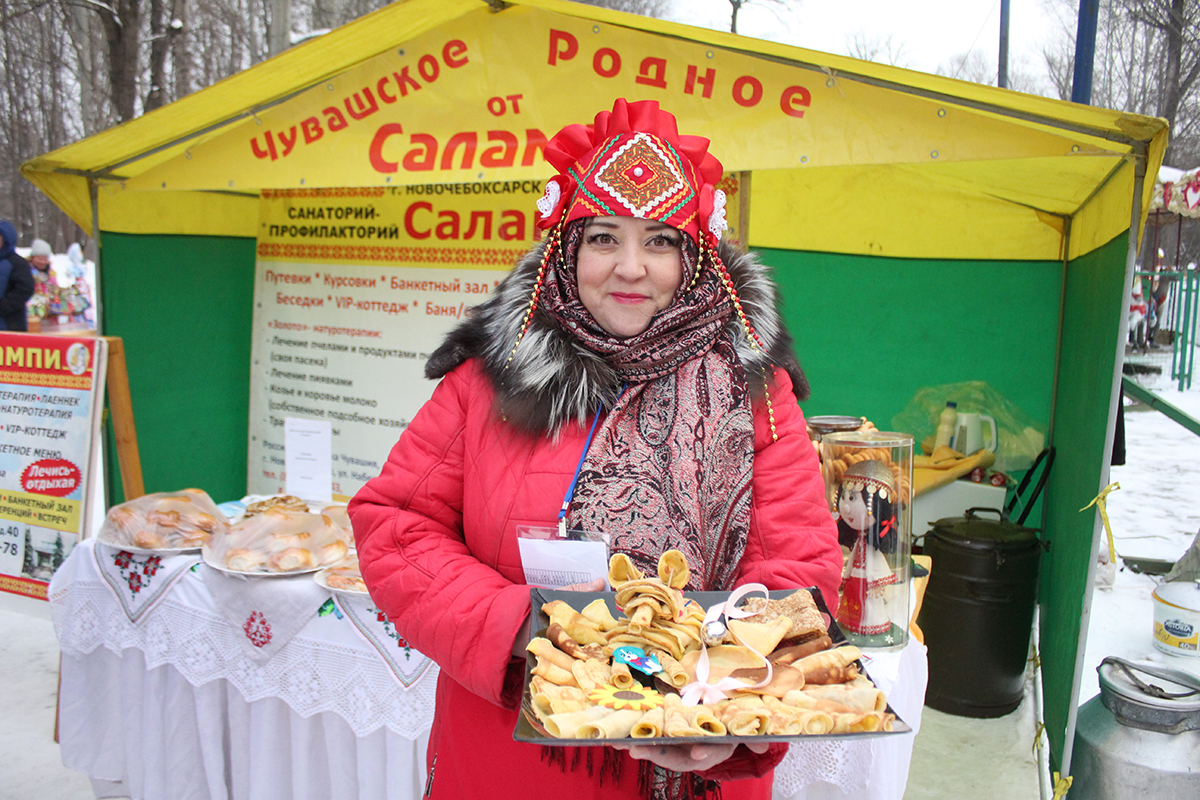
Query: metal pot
[[918, 508, 1046, 717], [1071, 657, 1200, 798]]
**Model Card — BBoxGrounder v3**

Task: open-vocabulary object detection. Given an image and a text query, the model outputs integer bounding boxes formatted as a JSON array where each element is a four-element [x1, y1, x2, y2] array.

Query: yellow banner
[[128, 5, 1083, 195], [0, 488, 81, 534]]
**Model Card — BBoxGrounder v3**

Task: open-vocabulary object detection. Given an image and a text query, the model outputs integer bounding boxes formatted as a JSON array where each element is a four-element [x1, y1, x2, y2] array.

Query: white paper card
[[517, 537, 609, 589], [284, 417, 333, 502]]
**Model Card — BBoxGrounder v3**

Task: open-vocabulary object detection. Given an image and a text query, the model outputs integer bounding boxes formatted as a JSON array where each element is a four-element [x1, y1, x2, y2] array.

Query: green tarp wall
[[99, 232, 255, 506]]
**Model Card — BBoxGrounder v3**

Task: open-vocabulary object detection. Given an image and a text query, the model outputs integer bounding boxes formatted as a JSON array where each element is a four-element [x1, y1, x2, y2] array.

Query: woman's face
[[838, 486, 870, 531], [576, 216, 684, 338]]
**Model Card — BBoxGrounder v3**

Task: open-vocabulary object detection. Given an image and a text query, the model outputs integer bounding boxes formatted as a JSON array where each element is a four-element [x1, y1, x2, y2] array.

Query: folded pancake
[[739, 589, 827, 646], [726, 617, 793, 656], [543, 601, 608, 646], [781, 689, 856, 715], [580, 708, 645, 739], [544, 706, 613, 738], [531, 684, 592, 718], [548, 623, 604, 661], [770, 635, 834, 665], [608, 554, 644, 586], [728, 662, 806, 697], [657, 549, 690, 589], [581, 599, 620, 631], [570, 658, 612, 692], [631, 706, 667, 738]]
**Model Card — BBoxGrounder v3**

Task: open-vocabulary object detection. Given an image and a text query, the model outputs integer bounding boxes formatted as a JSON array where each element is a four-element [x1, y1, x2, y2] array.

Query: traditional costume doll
[[835, 459, 900, 644]]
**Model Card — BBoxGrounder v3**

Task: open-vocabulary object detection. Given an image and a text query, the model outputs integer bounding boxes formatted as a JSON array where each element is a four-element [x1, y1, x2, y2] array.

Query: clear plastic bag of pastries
[[99, 488, 230, 550], [206, 507, 351, 574]]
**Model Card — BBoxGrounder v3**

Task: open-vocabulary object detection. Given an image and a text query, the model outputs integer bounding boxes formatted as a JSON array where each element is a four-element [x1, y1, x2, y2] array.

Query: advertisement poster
[[248, 185, 529, 498], [0, 334, 107, 600]]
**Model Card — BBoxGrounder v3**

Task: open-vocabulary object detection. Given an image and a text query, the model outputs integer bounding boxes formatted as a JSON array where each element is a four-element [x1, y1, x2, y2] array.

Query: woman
[[350, 99, 841, 800]]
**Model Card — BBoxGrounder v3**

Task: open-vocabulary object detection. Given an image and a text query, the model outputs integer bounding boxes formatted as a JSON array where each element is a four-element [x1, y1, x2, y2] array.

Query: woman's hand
[[511, 577, 607, 658], [611, 740, 770, 772]]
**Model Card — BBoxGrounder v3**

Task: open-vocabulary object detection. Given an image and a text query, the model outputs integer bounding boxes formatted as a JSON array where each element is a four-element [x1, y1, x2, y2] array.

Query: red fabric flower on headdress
[[536, 99, 726, 243]]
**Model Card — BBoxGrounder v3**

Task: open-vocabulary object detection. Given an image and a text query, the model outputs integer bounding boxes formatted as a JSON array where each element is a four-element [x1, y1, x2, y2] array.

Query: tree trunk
[[98, 0, 143, 122]]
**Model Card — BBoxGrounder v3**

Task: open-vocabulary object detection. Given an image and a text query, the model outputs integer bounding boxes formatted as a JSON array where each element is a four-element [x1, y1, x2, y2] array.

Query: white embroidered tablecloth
[[49, 539, 439, 800]]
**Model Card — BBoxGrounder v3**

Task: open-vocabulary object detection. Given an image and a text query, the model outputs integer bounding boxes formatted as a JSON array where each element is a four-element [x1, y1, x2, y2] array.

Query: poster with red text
[[0, 334, 107, 600]]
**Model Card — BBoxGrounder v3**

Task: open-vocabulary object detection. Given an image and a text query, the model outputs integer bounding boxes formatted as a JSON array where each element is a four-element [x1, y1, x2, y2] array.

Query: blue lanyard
[[558, 383, 626, 537]]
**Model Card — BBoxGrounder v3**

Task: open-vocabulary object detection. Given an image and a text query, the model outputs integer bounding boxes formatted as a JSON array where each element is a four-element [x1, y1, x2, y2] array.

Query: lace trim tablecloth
[[50, 539, 438, 740]]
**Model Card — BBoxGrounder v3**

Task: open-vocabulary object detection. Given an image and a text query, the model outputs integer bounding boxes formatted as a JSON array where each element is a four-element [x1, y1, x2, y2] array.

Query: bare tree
[[847, 30, 910, 68], [725, 0, 793, 35]]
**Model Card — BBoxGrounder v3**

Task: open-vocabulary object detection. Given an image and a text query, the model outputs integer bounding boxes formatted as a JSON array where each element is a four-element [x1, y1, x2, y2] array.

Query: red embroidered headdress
[[535, 99, 728, 245]]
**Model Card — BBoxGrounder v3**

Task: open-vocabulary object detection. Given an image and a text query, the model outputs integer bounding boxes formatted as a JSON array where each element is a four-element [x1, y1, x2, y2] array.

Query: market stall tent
[[22, 0, 1166, 779]]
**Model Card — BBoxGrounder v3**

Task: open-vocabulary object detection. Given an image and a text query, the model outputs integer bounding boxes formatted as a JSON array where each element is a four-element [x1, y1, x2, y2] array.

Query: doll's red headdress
[[535, 99, 727, 244]]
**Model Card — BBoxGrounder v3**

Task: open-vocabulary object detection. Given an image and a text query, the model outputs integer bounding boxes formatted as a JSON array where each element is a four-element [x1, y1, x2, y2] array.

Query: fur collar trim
[[426, 240, 808, 433]]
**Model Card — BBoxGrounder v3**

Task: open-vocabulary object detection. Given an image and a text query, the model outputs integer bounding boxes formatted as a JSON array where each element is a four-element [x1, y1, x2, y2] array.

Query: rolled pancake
[[650, 649, 689, 688], [684, 704, 727, 736], [527, 637, 577, 673], [610, 661, 635, 690], [794, 710, 835, 734], [580, 708, 645, 739], [532, 660, 578, 687], [631, 706, 666, 738], [802, 685, 887, 713], [544, 706, 613, 738], [663, 695, 701, 737]]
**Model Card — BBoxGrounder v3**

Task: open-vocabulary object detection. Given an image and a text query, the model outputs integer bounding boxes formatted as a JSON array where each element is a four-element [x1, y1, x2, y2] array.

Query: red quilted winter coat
[[350, 358, 841, 799]]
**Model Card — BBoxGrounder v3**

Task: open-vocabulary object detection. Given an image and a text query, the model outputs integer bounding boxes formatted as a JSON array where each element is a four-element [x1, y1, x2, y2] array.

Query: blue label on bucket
[[1164, 618, 1194, 638]]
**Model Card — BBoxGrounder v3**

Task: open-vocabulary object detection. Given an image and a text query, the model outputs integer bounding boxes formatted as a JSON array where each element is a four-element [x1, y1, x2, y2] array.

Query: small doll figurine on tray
[[834, 459, 903, 647]]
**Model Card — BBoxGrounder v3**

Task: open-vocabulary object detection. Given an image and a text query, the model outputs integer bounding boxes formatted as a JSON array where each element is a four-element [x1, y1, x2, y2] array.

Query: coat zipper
[[423, 753, 437, 797]]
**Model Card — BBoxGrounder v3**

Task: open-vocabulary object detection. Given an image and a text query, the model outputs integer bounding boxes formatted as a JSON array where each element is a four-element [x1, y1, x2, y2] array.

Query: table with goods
[[49, 489, 926, 800]]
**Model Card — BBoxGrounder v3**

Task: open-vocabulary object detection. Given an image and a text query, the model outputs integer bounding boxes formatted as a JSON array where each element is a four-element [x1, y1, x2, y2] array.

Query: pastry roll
[[570, 658, 612, 692], [225, 548, 266, 571], [802, 685, 887, 713], [544, 706, 613, 739], [579, 708, 644, 739], [318, 539, 349, 565], [527, 638, 578, 673], [133, 529, 165, 549], [268, 547, 314, 571]]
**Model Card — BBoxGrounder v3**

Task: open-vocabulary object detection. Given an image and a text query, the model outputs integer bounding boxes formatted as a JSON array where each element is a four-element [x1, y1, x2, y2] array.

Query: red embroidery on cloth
[[243, 611, 273, 647], [373, 608, 413, 660], [112, 551, 163, 596]]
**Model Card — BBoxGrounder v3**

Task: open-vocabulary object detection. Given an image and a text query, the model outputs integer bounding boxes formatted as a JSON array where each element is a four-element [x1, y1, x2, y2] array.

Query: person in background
[[0, 220, 35, 332], [28, 239, 53, 284], [350, 99, 841, 800]]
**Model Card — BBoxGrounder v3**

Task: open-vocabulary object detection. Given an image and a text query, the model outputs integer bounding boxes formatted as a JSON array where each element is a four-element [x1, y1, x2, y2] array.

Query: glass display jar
[[819, 430, 913, 651]]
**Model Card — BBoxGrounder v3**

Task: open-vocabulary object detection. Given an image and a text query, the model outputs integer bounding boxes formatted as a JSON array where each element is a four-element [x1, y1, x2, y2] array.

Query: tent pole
[[89, 178, 103, 335], [1060, 143, 1147, 779]]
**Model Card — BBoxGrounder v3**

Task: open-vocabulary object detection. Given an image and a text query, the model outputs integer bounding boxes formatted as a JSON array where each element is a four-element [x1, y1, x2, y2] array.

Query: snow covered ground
[[1080, 363, 1200, 705]]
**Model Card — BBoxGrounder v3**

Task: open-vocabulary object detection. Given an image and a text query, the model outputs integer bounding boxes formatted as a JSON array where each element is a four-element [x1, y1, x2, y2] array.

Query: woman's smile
[[575, 216, 685, 338]]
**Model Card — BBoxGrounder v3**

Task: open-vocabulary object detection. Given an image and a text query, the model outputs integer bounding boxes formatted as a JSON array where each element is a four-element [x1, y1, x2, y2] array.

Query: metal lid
[[1097, 657, 1200, 733], [807, 415, 865, 434], [930, 507, 1040, 551]]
